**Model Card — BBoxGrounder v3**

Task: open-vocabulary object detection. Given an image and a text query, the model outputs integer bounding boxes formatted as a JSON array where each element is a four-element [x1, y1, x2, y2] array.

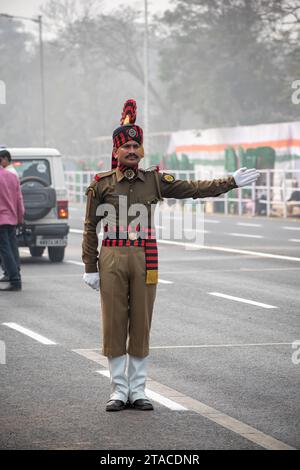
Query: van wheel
[[48, 246, 65, 262], [29, 247, 45, 257]]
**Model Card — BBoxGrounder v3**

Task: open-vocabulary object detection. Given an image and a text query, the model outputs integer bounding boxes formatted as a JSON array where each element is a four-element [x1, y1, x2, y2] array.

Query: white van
[[8, 148, 69, 262]]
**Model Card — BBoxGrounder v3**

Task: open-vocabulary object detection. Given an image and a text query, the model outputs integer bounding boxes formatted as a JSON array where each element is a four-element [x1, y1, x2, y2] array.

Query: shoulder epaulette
[[94, 169, 116, 182], [145, 165, 160, 173], [85, 179, 97, 197]]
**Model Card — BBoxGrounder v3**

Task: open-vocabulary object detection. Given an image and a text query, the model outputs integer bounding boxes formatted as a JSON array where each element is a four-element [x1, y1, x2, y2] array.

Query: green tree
[[159, 0, 296, 128]]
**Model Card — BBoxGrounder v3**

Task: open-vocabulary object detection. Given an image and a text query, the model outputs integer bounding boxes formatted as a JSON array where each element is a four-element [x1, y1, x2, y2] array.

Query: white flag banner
[[167, 121, 300, 162]]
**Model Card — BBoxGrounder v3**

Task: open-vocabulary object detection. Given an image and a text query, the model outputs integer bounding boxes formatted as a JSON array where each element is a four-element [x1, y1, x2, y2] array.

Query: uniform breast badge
[[124, 168, 136, 180]]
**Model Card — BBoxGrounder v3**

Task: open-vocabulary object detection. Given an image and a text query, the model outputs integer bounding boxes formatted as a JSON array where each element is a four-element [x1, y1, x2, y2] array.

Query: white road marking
[[145, 389, 187, 411], [161, 267, 300, 273], [2, 322, 56, 345], [151, 226, 210, 234], [239, 266, 300, 272], [171, 215, 221, 224], [66, 260, 84, 266], [74, 349, 294, 450], [288, 238, 300, 243], [282, 226, 300, 231], [158, 239, 300, 262], [182, 228, 210, 234], [97, 370, 187, 411], [70, 228, 84, 234], [227, 232, 264, 239], [237, 222, 262, 227], [204, 219, 220, 224], [150, 341, 293, 350], [158, 279, 173, 284], [209, 292, 277, 309]]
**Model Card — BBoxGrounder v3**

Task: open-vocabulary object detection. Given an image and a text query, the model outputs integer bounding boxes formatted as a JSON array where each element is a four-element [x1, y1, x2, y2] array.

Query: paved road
[[0, 205, 299, 450]]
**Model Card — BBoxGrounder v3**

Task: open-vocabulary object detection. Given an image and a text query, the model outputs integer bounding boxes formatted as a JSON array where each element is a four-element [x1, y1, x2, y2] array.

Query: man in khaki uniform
[[82, 99, 260, 412]]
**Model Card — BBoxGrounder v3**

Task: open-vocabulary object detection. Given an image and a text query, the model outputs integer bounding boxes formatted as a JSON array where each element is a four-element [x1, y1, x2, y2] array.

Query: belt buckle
[[128, 231, 138, 241]]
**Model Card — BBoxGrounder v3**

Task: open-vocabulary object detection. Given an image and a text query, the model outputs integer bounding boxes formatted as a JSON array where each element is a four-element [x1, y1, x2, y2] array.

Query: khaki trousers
[[99, 246, 157, 358]]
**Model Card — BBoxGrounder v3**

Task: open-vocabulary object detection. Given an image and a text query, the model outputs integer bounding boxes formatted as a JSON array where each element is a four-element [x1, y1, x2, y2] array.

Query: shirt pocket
[[136, 195, 160, 206], [133, 195, 159, 231]]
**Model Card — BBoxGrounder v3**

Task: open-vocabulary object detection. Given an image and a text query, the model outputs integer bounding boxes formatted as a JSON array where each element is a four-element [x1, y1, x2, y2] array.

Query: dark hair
[[0, 149, 12, 162]]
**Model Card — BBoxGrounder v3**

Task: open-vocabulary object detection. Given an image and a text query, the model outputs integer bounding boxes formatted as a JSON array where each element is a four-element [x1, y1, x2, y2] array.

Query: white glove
[[233, 167, 260, 187], [83, 272, 100, 291]]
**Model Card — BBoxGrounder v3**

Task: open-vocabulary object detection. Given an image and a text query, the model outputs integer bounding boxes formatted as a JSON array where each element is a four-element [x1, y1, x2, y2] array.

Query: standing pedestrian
[[82, 99, 260, 411], [0, 149, 24, 291]]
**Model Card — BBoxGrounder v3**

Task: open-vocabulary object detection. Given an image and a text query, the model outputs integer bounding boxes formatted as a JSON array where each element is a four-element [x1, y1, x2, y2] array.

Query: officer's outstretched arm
[[158, 168, 259, 199]]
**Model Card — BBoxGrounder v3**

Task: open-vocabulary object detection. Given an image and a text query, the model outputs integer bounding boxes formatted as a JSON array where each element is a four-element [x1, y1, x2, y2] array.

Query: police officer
[[82, 99, 260, 412]]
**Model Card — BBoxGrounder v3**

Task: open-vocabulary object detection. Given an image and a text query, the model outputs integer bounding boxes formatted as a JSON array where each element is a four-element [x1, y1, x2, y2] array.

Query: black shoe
[[105, 399, 126, 412], [0, 275, 10, 282], [0, 282, 22, 292], [132, 399, 154, 411]]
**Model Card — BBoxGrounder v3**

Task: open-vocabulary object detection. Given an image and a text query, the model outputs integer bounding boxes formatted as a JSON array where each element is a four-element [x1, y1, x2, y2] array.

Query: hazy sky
[[0, 0, 173, 18]]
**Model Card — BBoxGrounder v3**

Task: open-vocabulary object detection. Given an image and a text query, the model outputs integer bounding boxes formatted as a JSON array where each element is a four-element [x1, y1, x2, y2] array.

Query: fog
[[0, 0, 299, 169]]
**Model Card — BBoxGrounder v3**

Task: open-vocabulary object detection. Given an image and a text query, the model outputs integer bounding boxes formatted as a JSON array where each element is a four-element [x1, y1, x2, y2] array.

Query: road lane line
[[97, 370, 187, 411], [157, 239, 300, 262], [66, 260, 84, 266], [203, 219, 220, 224], [145, 389, 187, 410], [76, 342, 294, 351], [209, 292, 277, 309], [150, 342, 293, 349], [289, 238, 300, 243], [69, 227, 300, 262], [73, 348, 294, 450], [158, 279, 173, 284], [163, 267, 300, 273], [227, 232, 264, 239], [236, 222, 262, 227], [171, 215, 221, 224], [181, 228, 210, 234], [282, 226, 300, 231], [70, 228, 84, 234], [2, 322, 56, 345]]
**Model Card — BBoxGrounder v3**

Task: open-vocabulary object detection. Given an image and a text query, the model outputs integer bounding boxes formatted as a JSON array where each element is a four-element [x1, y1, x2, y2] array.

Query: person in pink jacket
[[0, 149, 25, 291]]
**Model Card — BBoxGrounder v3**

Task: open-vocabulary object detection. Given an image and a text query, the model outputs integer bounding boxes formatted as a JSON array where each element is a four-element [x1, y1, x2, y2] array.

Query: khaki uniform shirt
[[82, 168, 238, 272]]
